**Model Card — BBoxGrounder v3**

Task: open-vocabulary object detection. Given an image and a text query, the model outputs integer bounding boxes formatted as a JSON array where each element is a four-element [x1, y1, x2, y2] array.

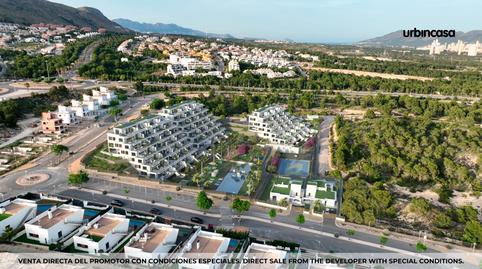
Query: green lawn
[[0, 213, 12, 221]]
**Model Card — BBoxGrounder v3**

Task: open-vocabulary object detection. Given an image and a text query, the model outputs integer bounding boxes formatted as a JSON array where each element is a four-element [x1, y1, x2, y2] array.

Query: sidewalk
[[336, 219, 475, 253], [74, 186, 421, 255]]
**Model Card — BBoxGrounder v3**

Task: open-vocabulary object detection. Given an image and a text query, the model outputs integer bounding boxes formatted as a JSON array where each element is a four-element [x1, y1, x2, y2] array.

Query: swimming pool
[[129, 219, 146, 231], [36, 204, 53, 214], [216, 163, 251, 194], [278, 159, 310, 178], [83, 209, 100, 220]]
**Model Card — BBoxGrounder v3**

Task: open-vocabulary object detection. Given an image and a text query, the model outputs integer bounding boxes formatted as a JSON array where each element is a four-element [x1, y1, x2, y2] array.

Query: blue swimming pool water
[[278, 159, 310, 178], [83, 209, 100, 220], [216, 163, 251, 194], [36, 204, 53, 214], [129, 219, 145, 230], [227, 239, 239, 252]]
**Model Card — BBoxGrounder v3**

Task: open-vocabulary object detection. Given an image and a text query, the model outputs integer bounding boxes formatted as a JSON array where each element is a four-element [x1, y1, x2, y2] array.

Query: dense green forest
[[0, 37, 97, 79], [312, 53, 482, 78], [333, 116, 480, 188], [78, 36, 166, 81], [150, 70, 481, 96]]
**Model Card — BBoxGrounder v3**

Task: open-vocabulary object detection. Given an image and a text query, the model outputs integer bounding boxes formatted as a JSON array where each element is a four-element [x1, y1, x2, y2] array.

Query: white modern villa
[[124, 223, 179, 261], [107, 101, 226, 180], [0, 198, 37, 235], [270, 177, 337, 209], [73, 212, 130, 255], [240, 243, 288, 269], [304, 180, 337, 209], [176, 229, 231, 269], [248, 105, 316, 153], [24, 204, 84, 245], [269, 177, 303, 204]]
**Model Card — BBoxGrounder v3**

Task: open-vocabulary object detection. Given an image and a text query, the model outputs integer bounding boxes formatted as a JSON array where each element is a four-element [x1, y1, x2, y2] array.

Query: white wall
[[0, 199, 37, 234], [25, 205, 84, 245]]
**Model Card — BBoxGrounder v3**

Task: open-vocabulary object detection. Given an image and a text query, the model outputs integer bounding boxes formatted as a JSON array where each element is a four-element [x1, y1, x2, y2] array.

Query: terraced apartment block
[[107, 101, 226, 180], [248, 105, 316, 153]]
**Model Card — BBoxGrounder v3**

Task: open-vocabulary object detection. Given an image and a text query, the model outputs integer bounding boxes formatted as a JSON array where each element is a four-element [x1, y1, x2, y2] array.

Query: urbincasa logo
[[403, 28, 455, 38]]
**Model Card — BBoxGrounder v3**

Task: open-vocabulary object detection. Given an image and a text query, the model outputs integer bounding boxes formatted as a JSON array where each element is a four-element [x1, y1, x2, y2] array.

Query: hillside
[[0, 0, 128, 33], [358, 30, 482, 47], [114, 18, 234, 39]]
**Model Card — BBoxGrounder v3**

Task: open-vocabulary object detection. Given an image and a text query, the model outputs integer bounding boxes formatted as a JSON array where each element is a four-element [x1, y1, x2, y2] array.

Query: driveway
[[313, 116, 335, 177]]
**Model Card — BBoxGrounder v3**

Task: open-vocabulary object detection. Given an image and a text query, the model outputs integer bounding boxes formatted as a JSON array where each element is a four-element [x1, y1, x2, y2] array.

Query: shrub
[[304, 137, 315, 149]]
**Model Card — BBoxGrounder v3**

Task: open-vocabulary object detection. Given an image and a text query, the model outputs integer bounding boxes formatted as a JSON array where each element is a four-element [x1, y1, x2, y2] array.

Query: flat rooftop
[[183, 235, 224, 258], [33, 208, 76, 229], [243, 244, 287, 269], [86, 216, 123, 237], [3, 202, 30, 215], [129, 226, 175, 252]]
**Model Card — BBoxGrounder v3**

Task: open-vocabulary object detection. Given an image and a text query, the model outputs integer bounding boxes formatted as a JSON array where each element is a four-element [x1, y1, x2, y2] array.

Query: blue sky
[[50, 0, 482, 43]]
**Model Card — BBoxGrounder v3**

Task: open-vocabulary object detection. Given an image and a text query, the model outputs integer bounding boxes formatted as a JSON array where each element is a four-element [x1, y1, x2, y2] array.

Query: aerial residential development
[[107, 101, 226, 180], [0, 0, 481, 269]]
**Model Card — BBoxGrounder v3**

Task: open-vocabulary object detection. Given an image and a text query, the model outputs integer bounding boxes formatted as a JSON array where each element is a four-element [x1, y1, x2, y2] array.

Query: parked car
[[190, 217, 204, 224], [110, 199, 124, 207], [150, 208, 162, 215]]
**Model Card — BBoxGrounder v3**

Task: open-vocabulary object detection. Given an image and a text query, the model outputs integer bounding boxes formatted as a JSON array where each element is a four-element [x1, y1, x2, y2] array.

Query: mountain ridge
[[113, 18, 234, 39], [358, 29, 482, 47], [0, 0, 129, 33]]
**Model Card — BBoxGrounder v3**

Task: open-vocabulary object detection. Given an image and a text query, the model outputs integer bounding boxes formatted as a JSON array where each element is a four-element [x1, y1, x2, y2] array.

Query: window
[[28, 233, 39, 238], [58, 231, 63, 238], [105, 242, 110, 250], [76, 243, 88, 249]]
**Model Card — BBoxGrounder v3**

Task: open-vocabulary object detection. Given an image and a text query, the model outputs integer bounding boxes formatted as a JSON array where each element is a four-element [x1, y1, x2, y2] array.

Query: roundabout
[[16, 173, 50, 186]]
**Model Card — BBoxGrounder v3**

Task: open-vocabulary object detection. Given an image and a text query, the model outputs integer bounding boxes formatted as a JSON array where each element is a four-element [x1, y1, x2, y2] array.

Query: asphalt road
[[57, 188, 390, 253], [313, 116, 335, 177], [58, 179, 436, 254]]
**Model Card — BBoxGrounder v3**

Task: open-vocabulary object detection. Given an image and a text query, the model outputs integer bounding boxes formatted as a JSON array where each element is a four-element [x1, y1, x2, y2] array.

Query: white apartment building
[[248, 105, 316, 153], [56, 105, 79, 125], [227, 59, 240, 72], [49, 87, 117, 127], [73, 212, 130, 255], [24, 204, 84, 245], [107, 101, 226, 180], [124, 223, 179, 261], [92, 87, 118, 106], [167, 64, 186, 77], [176, 229, 231, 269], [240, 243, 288, 269], [0, 198, 37, 235]]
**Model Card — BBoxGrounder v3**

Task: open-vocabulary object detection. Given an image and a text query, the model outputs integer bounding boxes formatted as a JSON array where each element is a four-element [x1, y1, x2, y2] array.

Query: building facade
[[248, 105, 316, 153], [107, 101, 226, 180], [41, 112, 65, 134], [0, 198, 37, 235], [73, 212, 130, 255], [124, 223, 179, 261], [24, 204, 84, 245]]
